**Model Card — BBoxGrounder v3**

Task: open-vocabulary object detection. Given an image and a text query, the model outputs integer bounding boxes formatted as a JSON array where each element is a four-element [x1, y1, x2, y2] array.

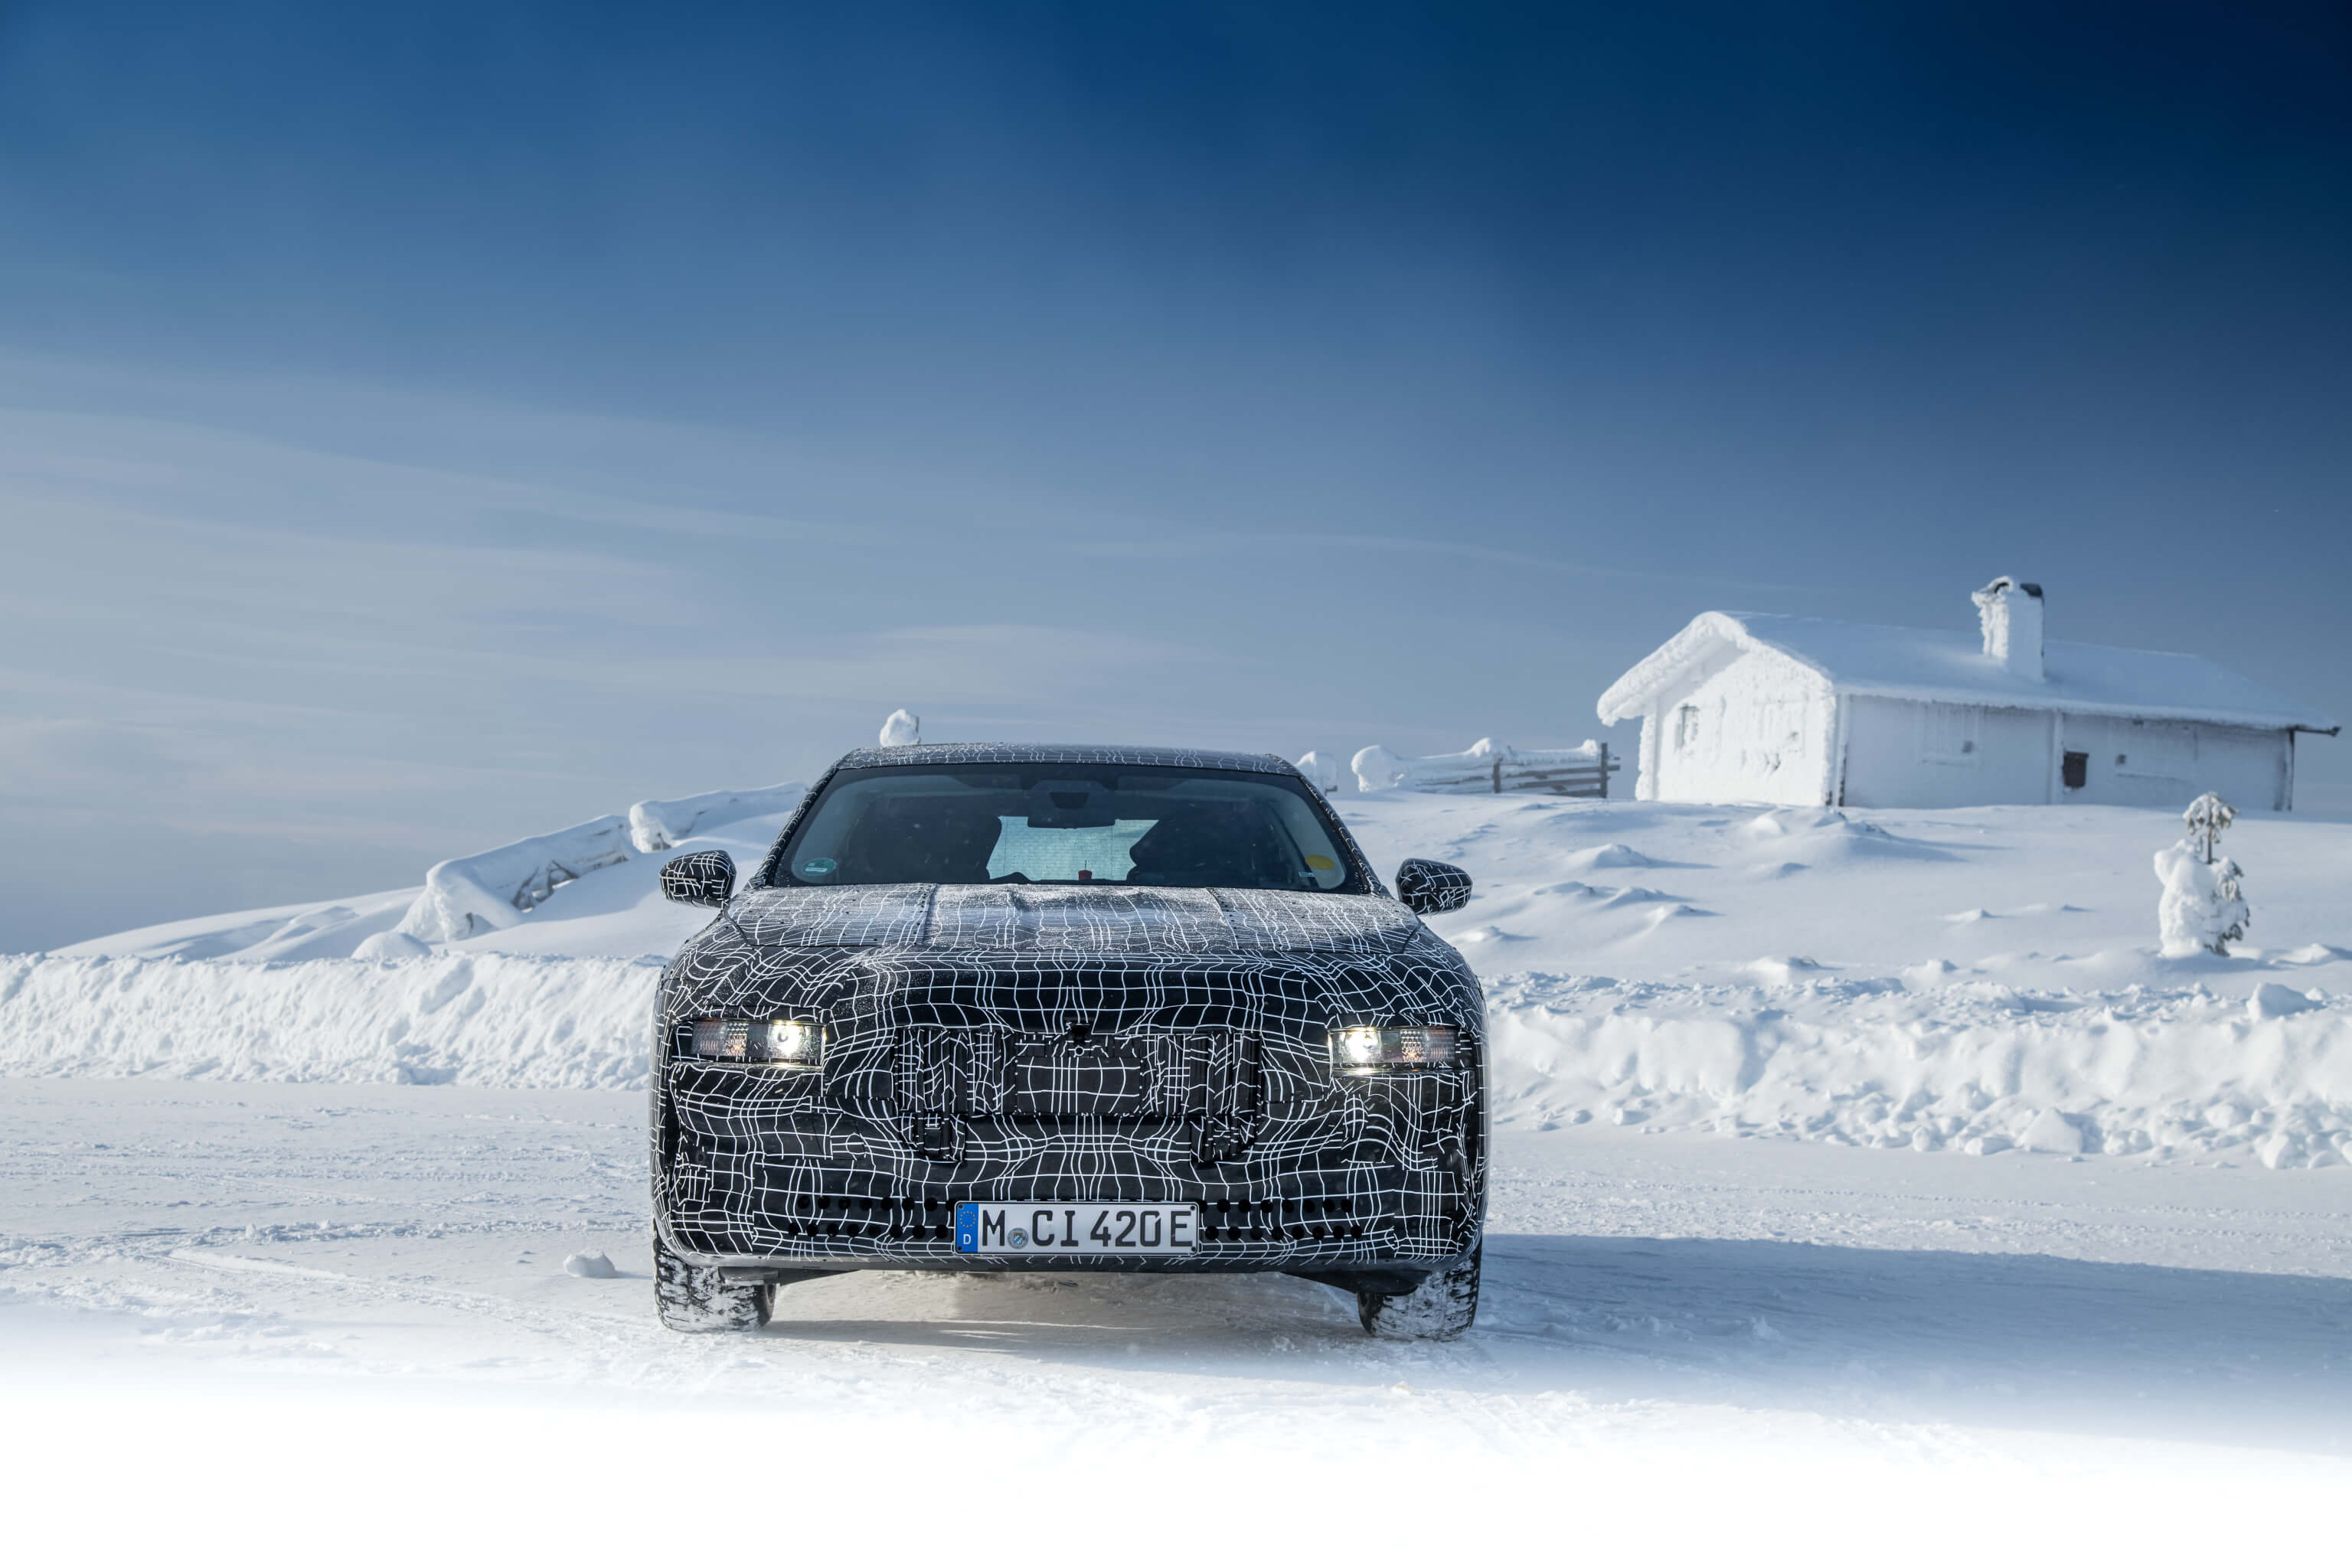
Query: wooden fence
[[1349, 740, 1620, 799]]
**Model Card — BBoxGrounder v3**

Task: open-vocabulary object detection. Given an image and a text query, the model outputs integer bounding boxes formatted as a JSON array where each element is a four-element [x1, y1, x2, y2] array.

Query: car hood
[[723, 883, 1418, 956]]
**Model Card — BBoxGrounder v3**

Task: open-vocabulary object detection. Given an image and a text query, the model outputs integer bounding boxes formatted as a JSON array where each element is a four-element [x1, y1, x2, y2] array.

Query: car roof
[[830, 742, 1298, 775]]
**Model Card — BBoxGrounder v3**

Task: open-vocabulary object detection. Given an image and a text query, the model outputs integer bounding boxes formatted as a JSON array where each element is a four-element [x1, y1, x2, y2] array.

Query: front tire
[[1358, 1245, 1480, 1341], [653, 1230, 772, 1332]]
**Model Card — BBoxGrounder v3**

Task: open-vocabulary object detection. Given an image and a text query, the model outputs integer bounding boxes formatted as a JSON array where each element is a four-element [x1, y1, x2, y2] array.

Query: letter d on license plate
[[954, 1203, 1197, 1255]]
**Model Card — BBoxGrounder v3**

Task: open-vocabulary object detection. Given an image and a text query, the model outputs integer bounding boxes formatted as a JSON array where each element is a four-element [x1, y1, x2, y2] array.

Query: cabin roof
[[1598, 611, 2339, 733]]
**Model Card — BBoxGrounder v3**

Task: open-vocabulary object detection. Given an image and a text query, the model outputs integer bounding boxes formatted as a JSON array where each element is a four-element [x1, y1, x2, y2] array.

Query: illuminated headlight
[[1331, 1022, 1459, 1073], [691, 1018, 825, 1069]]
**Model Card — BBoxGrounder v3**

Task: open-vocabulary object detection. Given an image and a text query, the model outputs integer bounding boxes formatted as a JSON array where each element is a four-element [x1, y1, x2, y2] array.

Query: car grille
[[892, 1026, 1262, 1163], [763, 1194, 958, 1243]]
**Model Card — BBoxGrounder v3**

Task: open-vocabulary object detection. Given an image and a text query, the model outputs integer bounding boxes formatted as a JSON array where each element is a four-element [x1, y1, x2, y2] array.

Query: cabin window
[[1674, 704, 1701, 751], [2062, 751, 2088, 790], [1920, 702, 1982, 766]]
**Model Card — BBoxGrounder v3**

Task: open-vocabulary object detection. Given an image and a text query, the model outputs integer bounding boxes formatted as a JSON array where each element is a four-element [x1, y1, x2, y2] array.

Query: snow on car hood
[[724, 884, 1418, 955]]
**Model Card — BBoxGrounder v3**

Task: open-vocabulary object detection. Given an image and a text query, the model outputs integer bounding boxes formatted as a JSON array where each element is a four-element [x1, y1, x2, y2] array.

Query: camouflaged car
[[649, 743, 1485, 1338]]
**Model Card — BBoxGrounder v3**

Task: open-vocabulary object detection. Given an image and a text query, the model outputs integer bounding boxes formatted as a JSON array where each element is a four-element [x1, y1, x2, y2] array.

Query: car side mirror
[[661, 850, 735, 908], [1395, 858, 1472, 916]]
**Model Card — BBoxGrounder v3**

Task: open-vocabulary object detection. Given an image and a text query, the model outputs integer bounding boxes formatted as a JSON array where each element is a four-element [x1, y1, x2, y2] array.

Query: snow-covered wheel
[[653, 1231, 771, 1332], [1357, 1246, 1480, 1341]]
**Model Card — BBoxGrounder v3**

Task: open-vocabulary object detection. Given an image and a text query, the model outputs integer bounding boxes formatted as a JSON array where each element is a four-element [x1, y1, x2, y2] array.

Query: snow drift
[[1487, 974, 2352, 1168], [8, 953, 2352, 1168], [0, 953, 659, 1089], [393, 816, 637, 944], [628, 781, 805, 854]]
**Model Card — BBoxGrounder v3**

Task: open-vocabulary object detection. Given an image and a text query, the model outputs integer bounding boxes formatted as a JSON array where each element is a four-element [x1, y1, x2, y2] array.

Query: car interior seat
[[1124, 803, 1293, 887], [841, 798, 1005, 883]]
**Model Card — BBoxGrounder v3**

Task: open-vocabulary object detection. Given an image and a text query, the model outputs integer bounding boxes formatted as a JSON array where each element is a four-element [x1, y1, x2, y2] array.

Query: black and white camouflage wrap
[[652, 744, 1485, 1278]]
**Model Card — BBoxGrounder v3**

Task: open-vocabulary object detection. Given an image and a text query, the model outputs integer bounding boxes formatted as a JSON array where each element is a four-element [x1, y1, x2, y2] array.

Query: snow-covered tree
[[2154, 792, 2248, 957], [2181, 790, 2236, 863], [878, 709, 921, 747]]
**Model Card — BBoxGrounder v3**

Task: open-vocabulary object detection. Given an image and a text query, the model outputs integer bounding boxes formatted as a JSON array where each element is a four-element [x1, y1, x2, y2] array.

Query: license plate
[[954, 1202, 1197, 1256]]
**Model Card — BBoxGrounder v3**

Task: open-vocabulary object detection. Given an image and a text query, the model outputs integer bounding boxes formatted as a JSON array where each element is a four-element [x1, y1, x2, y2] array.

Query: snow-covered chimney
[[1971, 576, 2044, 680]]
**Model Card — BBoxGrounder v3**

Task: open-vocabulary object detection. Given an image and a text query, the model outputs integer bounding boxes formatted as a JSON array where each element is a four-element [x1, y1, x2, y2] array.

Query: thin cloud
[[1070, 527, 1806, 593]]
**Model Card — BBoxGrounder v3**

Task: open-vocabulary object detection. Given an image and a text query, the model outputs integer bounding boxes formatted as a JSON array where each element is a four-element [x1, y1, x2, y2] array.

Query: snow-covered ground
[[4, 1079, 2345, 1556]]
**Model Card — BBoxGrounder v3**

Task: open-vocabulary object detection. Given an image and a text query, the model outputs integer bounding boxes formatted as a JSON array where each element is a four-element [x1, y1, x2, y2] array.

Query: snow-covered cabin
[[1596, 577, 2337, 810]]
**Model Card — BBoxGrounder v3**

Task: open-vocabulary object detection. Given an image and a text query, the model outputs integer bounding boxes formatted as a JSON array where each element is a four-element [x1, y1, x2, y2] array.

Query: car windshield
[[773, 764, 1359, 891]]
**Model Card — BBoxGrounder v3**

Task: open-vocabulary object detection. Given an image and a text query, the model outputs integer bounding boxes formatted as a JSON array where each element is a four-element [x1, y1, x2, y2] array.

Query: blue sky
[[3, 1, 2349, 950]]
